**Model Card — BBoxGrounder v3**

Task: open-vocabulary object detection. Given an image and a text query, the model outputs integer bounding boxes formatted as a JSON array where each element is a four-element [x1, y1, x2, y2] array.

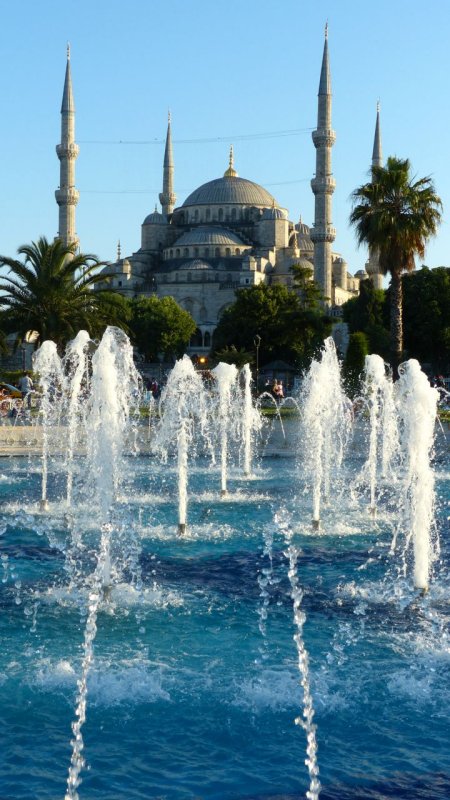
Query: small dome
[[179, 259, 211, 271], [173, 226, 245, 247], [143, 206, 167, 225], [355, 269, 369, 280], [295, 257, 314, 270]]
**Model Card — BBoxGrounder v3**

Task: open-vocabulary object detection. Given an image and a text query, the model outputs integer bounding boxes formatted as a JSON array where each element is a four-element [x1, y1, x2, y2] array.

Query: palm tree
[[0, 237, 129, 351], [350, 157, 442, 376]]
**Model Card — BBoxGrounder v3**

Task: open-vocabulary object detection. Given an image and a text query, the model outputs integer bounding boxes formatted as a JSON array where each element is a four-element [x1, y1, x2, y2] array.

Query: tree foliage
[[212, 283, 331, 368], [343, 279, 390, 358], [129, 295, 196, 361], [0, 237, 129, 350], [343, 332, 369, 398], [290, 262, 323, 309], [350, 157, 442, 375], [402, 266, 450, 371], [212, 345, 253, 369], [342, 268, 450, 372]]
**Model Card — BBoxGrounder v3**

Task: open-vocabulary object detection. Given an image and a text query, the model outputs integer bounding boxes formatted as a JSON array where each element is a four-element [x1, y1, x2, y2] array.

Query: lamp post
[[253, 334, 261, 395]]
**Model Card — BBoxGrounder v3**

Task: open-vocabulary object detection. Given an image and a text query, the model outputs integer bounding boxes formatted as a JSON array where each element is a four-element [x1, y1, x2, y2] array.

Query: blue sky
[[1, 0, 449, 276]]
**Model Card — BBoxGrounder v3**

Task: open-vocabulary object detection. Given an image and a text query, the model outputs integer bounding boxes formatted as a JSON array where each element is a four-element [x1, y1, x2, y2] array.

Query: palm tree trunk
[[390, 271, 403, 380]]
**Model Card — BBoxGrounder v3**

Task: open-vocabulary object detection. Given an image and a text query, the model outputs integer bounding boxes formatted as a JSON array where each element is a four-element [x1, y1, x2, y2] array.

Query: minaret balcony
[[56, 143, 80, 160], [311, 176, 336, 195], [310, 224, 336, 243], [312, 129, 336, 148], [55, 187, 80, 206]]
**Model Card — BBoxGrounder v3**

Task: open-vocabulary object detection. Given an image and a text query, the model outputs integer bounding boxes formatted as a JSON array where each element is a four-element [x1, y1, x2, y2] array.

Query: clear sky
[[1, 0, 449, 276]]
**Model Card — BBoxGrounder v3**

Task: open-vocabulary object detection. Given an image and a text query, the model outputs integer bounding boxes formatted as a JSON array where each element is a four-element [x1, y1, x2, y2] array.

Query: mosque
[[55, 31, 383, 355]]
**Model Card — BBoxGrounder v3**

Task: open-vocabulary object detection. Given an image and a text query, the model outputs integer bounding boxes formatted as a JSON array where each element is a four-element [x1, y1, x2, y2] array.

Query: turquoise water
[[0, 423, 449, 800]]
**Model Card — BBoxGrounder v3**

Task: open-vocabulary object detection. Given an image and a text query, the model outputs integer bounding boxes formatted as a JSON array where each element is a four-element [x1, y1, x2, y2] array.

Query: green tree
[[212, 284, 331, 368], [401, 266, 450, 371], [343, 278, 390, 358], [350, 157, 442, 376], [0, 237, 128, 350], [290, 261, 323, 309], [213, 345, 253, 369], [130, 295, 196, 361], [343, 332, 369, 397]]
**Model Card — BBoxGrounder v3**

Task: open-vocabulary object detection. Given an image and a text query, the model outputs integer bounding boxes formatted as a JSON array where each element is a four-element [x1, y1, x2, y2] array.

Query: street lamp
[[253, 334, 261, 395]]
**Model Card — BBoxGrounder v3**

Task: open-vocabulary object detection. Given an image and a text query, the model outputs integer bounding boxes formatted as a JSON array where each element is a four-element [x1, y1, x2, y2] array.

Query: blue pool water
[[0, 421, 449, 800]]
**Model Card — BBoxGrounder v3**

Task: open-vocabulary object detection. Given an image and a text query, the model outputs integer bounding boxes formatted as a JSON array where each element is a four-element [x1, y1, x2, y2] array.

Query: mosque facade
[[56, 33, 383, 354]]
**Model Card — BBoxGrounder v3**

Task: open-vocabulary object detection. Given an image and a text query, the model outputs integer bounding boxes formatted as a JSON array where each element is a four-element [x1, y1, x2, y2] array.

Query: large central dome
[[182, 176, 277, 208]]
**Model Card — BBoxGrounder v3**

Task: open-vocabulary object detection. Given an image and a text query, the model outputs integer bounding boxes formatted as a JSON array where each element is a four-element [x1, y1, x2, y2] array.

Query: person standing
[[18, 372, 33, 408]]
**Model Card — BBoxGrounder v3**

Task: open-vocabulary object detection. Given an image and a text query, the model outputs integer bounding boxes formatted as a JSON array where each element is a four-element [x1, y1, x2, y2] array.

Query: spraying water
[[240, 364, 262, 476], [396, 359, 439, 591], [32, 341, 65, 510], [276, 510, 321, 800], [156, 355, 209, 533], [63, 331, 92, 509], [65, 327, 140, 799], [360, 355, 400, 514], [302, 338, 350, 529], [211, 362, 238, 495]]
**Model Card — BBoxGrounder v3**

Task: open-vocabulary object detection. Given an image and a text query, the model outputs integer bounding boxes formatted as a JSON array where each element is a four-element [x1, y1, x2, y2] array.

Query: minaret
[[55, 44, 79, 248], [310, 24, 336, 305], [159, 112, 176, 216], [372, 101, 383, 168], [366, 103, 384, 289]]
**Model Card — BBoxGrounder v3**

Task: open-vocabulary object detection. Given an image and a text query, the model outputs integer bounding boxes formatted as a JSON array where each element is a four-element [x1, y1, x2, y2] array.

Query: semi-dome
[[182, 176, 277, 208], [173, 226, 246, 247], [261, 206, 287, 220], [179, 259, 211, 271]]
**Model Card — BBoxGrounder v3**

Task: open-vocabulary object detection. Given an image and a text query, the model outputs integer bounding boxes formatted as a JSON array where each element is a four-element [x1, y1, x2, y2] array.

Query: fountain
[[211, 362, 238, 495], [63, 330, 92, 509], [360, 354, 399, 516], [239, 363, 262, 477], [395, 359, 439, 591], [301, 337, 350, 529], [155, 355, 210, 533], [1, 333, 448, 800], [32, 340, 65, 510]]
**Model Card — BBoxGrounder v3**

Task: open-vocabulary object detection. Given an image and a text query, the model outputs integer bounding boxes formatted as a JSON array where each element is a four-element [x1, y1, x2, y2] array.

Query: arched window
[[235, 248, 240, 255], [176, 248, 180, 257], [170, 249, 173, 258], [215, 247, 220, 258], [231, 208, 236, 220], [225, 248, 231, 257], [190, 328, 203, 347], [184, 248, 189, 257], [194, 209, 199, 221], [194, 247, 199, 257], [204, 331, 211, 348], [218, 208, 223, 221], [205, 209, 210, 221], [204, 248, 209, 258]]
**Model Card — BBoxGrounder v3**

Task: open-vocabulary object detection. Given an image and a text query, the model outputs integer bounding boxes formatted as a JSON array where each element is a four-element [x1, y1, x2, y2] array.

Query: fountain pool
[[0, 354, 449, 800]]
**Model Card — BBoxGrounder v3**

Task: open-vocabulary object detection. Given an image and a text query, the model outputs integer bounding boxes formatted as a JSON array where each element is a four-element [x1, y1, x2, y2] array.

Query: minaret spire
[[55, 45, 79, 248], [159, 112, 176, 216], [367, 102, 384, 289], [372, 101, 383, 169], [310, 25, 336, 304]]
